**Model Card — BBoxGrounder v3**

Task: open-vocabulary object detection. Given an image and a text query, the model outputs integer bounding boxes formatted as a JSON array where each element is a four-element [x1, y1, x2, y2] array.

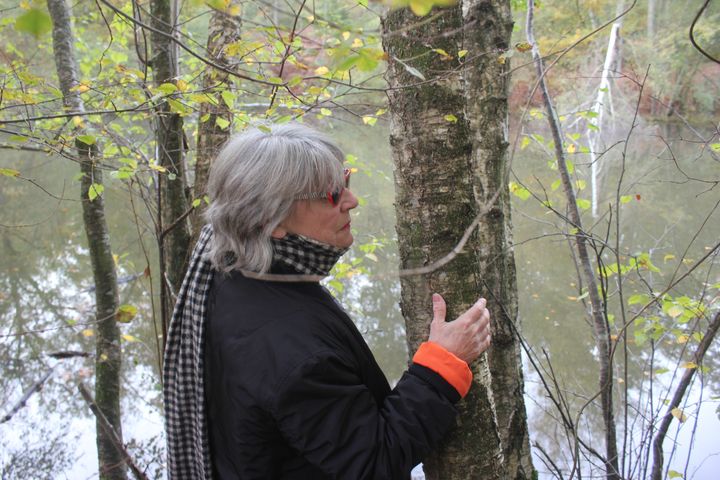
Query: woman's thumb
[[431, 293, 446, 324]]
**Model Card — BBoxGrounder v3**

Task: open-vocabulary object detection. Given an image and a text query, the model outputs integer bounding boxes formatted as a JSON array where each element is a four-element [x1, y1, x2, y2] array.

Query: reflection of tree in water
[[1, 426, 78, 480], [0, 153, 163, 477]]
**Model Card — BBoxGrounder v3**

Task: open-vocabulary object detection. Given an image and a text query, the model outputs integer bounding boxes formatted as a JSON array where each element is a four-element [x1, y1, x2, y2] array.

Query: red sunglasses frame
[[294, 169, 351, 206]]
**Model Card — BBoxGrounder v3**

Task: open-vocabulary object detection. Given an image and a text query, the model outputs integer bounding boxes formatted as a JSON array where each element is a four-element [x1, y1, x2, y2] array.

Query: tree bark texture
[[191, 5, 242, 238], [383, 3, 533, 479], [46, 1, 126, 478], [149, 0, 192, 333], [462, 1, 534, 477]]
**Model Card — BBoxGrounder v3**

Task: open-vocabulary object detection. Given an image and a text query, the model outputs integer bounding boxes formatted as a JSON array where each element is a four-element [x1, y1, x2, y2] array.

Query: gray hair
[[205, 123, 346, 273]]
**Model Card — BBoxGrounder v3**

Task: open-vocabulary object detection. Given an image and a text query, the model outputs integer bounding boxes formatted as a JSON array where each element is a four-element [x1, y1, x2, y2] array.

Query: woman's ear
[[271, 225, 287, 239]]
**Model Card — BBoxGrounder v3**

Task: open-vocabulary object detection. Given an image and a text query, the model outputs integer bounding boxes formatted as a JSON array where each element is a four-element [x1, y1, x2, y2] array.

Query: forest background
[[0, 0, 718, 479]]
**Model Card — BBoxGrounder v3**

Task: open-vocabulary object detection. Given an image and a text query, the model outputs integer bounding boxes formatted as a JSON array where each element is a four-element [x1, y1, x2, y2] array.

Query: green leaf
[[551, 179, 561, 191], [15, 8, 52, 38], [576, 198, 591, 210], [167, 98, 189, 116], [628, 294, 649, 305], [320, 108, 332, 116], [116, 304, 138, 323], [157, 82, 178, 95], [520, 137, 530, 150], [77, 135, 97, 146], [221, 90, 235, 108], [444, 114, 458, 123], [509, 182, 531, 200], [620, 195, 632, 204], [215, 117, 230, 130], [668, 470, 683, 479], [0, 168, 21, 177], [88, 183, 104, 201]]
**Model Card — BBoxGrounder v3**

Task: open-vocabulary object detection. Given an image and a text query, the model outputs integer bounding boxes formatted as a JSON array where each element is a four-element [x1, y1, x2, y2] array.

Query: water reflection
[[1, 119, 718, 478]]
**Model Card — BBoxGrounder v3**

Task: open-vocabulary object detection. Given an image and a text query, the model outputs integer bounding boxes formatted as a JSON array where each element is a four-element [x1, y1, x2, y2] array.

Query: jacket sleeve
[[271, 349, 462, 480]]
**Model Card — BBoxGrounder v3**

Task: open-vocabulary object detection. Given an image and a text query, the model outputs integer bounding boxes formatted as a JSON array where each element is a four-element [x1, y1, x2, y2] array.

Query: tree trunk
[[149, 0, 192, 335], [462, 1, 534, 477], [46, 1, 126, 478], [526, 1, 619, 478], [382, 3, 533, 479], [191, 4, 242, 238]]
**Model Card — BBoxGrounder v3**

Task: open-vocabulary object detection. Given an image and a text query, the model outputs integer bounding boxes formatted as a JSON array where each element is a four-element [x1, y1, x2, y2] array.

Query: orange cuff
[[412, 342, 473, 398]]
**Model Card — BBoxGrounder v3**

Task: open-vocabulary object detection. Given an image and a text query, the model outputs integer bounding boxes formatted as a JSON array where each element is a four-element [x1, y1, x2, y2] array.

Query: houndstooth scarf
[[163, 225, 347, 479]]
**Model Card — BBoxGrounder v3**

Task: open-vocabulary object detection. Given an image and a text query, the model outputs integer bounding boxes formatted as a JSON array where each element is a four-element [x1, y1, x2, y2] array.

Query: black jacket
[[204, 268, 461, 479]]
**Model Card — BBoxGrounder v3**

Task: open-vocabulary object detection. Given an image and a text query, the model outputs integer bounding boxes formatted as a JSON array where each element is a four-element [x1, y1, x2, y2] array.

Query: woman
[[163, 123, 491, 480]]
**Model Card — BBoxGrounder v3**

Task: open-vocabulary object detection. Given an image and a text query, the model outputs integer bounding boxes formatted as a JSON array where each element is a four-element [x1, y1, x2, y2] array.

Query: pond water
[[1, 116, 718, 479]]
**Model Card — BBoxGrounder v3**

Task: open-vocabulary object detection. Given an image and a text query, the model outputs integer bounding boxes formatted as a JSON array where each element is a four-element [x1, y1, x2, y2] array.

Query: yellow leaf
[[497, 54, 506, 64], [567, 143, 577, 153], [342, 31, 350, 41], [682, 361, 698, 369], [116, 304, 138, 323], [444, 114, 458, 123], [100, 353, 108, 362], [176, 79, 189, 92], [667, 305, 683, 318], [409, 0, 432, 16], [320, 108, 332, 116], [81, 329, 94, 337], [122, 334, 138, 342], [227, 5, 240, 15], [314, 66, 329, 75], [351, 38, 364, 48], [664, 254, 676, 262], [0, 168, 21, 177], [515, 41, 533, 52], [610, 334, 618, 342], [72, 116, 85, 127], [457, 49, 468, 58], [671, 407, 687, 423], [149, 162, 167, 173], [362, 116, 377, 126], [676, 334, 689, 344]]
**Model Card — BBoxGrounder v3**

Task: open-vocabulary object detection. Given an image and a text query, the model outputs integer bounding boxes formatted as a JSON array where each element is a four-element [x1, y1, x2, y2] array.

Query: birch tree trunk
[[191, 4, 242, 237], [150, 0, 192, 334], [46, 1, 126, 478], [383, 3, 533, 478], [462, 1, 534, 477]]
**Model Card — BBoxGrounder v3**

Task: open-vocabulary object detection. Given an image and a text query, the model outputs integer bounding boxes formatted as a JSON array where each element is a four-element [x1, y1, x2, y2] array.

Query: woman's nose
[[341, 188, 359, 211]]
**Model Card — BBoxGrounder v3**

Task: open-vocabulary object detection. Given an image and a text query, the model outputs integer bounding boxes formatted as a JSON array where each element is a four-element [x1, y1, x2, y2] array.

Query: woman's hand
[[428, 293, 491, 364]]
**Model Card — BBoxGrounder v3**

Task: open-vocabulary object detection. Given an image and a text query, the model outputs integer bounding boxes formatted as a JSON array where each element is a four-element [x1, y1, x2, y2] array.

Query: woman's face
[[272, 187, 359, 248]]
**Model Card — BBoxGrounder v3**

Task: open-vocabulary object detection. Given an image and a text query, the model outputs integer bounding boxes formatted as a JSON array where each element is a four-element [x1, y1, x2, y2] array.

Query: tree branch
[[77, 383, 150, 480]]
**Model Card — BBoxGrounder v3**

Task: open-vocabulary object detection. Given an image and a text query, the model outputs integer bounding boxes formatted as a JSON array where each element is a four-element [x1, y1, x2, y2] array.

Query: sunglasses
[[294, 168, 351, 207]]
